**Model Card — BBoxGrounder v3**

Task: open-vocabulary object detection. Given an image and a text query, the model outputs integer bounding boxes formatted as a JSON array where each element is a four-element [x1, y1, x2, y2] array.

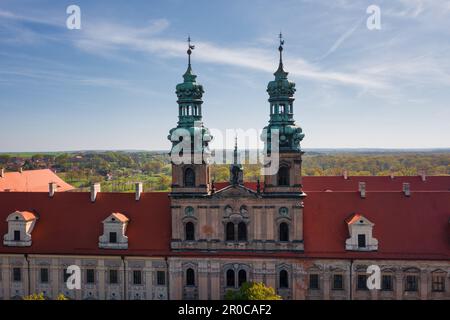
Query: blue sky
[[0, 0, 449, 151]]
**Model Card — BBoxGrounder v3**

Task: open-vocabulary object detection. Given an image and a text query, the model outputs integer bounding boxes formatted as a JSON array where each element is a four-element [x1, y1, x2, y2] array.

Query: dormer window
[[109, 232, 117, 243], [345, 214, 378, 251], [3, 211, 37, 247], [358, 234, 366, 248], [99, 213, 129, 249]]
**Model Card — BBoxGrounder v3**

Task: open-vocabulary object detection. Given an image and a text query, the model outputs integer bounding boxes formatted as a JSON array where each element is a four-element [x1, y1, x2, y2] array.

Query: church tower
[[168, 38, 213, 195], [261, 34, 306, 195]]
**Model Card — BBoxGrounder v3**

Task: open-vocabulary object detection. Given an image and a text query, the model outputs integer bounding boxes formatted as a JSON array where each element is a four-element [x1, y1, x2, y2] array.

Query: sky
[[0, 0, 450, 151]]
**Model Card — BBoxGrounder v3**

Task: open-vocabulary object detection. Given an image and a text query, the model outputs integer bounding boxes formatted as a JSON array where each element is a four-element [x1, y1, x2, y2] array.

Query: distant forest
[[0, 150, 449, 192]]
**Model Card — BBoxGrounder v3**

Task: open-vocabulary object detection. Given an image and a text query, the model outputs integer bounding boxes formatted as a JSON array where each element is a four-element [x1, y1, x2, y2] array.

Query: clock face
[[279, 207, 289, 216], [185, 207, 194, 216]]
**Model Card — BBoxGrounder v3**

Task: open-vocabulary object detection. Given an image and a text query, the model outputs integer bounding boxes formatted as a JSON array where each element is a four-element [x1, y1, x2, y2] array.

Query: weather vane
[[279, 32, 285, 47], [187, 36, 195, 66], [278, 32, 284, 65]]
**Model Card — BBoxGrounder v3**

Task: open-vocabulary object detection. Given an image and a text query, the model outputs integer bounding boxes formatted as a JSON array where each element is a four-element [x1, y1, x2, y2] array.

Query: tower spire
[[230, 134, 243, 185], [278, 32, 284, 68], [183, 36, 196, 81], [233, 135, 238, 165], [274, 32, 288, 79], [262, 33, 304, 153], [187, 35, 195, 67], [168, 36, 213, 196]]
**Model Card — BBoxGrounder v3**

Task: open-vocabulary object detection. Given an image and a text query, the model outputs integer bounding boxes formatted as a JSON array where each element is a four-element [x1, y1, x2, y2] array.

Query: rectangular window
[[13, 267, 21, 282], [357, 234, 366, 248], [109, 232, 117, 243], [332, 274, 343, 290], [86, 269, 95, 284], [156, 271, 165, 286], [432, 275, 445, 292], [133, 270, 142, 285], [109, 270, 118, 284], [405, 275, 418, 292], [40, 268, 49, 283], [381, 275, 393, 291], [14, 230, 21, 241], [357, 274, 368, 290], [309, 274, 319, 290]]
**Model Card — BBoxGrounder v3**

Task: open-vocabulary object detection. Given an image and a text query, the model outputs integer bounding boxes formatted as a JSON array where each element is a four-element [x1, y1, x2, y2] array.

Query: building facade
[[0, 38, 449, 300]]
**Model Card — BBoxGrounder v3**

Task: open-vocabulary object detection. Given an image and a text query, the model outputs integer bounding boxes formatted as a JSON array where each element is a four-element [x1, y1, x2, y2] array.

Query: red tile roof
[[302, 175, 450, 192], [13, 211, 37, 222], [216, 176, 450, 192], [0, 192, 171, 256], [0, 180, 448, 261], [110, 212, 129, 223], [303, 191, 450, 260], [345, 213, 364, 225], [0, 169, 74, 192]]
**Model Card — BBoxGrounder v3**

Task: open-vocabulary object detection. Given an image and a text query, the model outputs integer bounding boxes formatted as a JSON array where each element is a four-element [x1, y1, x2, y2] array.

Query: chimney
[[49, 182, 57, 197], [135, 182, 143, 201], [419, 170, 426, 182], [403, 182, 411, 197], [90, 183, 101, 202], [343, 170, 348, 180], [0, 168, 4, 178], [358, 182, 366, 198]]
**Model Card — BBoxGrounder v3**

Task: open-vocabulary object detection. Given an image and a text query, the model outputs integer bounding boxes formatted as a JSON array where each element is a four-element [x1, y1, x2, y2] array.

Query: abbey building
[[0, 38, 449, 300]]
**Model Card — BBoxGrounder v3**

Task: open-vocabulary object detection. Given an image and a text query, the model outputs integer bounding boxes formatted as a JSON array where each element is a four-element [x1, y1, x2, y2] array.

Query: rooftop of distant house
[[0, 168, 74, 192]]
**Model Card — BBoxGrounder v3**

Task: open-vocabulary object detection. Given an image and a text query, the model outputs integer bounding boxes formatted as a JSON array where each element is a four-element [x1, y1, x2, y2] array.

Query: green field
[[1, 150, 449, 192]]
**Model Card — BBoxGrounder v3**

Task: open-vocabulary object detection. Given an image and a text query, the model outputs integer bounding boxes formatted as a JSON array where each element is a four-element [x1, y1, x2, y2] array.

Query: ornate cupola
[[168, 37, 213, 196], [262, 34, 306, 195], [175, 38, 204, 127]]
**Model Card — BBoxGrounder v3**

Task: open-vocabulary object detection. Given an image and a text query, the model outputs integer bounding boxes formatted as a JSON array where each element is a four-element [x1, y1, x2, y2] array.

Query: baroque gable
[[211, 185, 259, 199]]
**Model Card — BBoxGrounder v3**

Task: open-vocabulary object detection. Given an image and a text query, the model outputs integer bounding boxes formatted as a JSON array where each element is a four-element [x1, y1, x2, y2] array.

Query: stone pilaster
[[420, 270, 428, 300], [210, 261, 221, 300], [169, 260, 182, 300], [98, 259, 105, 300], [198, 261, 208, 300]]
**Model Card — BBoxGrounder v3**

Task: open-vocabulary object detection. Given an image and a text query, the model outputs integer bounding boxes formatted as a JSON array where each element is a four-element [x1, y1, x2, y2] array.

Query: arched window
[[238, 270, 247, 287], [278, 166, 289, 186], [186, 268, 195, 286], [279, 222, 289, 242], [237, 222, 247, 241], [226, 222, 235, 241], [184, 168, 195, 187], [226, 269, 235, 287], [185, 222, 195, 241], [279, 270, 289, 289]]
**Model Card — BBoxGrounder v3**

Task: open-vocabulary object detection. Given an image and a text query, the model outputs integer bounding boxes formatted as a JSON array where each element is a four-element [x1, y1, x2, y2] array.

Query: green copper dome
[[267, 48, 296, 102], [168, 37, 213, 162], [176, 65, 204, 104], [262, 34, 304, 153]]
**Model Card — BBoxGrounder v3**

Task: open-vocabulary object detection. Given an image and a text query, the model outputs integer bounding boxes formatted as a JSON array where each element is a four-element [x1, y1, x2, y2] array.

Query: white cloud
[[0, 8, 61, 26], [72, 20, 386, 89], [316, 17, 364, 61], [386, 0, 450, 18]]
